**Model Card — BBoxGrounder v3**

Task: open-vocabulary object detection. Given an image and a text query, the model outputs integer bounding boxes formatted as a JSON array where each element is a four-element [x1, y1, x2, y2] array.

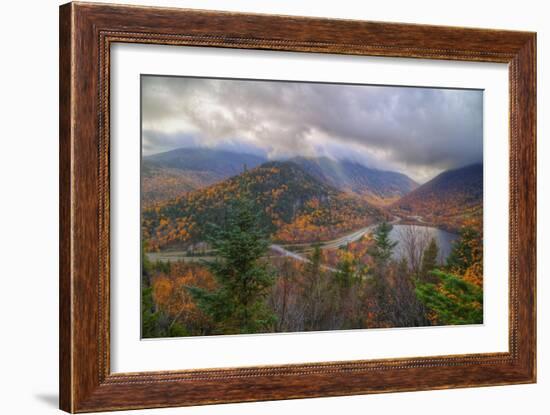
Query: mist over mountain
[[144, 147, 267, 176], [142, 148, 267, 207], [142, 160, 389, 249], [142, 76, 483, 182], [143, 149, 482, 237], [289, 156, 418, 205], [142, 147, 418, 207]]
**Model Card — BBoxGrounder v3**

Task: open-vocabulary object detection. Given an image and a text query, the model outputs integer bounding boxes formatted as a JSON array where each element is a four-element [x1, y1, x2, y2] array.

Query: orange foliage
[[152, 263, 216, 327], [274, 196, 383, 244]]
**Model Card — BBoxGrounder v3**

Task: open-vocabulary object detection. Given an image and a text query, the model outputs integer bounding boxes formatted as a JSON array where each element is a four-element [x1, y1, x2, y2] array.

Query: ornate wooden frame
[[59, 2, 536, 412]]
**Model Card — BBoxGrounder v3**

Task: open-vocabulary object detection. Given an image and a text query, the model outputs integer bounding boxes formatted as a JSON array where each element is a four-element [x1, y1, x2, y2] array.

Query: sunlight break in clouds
[[141, 75, 483, 183]]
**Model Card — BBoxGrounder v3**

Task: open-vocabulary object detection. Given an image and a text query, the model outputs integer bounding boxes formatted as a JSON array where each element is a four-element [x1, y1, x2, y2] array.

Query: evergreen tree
[[188, 191, 276, 334], [392, 256, 429, 327], [302, 243, 331, 330], [420, 237, 439, 282], [446, 227, 481, 274], [334, 248, 365, 289], [141, 240, 160, 337], [335, 252, 356, 289], [332, 248, 368, 329], [141, 246, 188, 338], [141, 286, 161, 338], [367, 222, 398, 324], [141, 240, 153, 287], [304, 243, 322, 279], [415, 270, 483, 325], [397, 256, 409, 276], [141, 285, 188, 338], [368, 222, 398, 270]]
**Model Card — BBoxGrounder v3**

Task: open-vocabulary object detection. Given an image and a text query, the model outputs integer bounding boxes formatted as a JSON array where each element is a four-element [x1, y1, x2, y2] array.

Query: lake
[[388, 224, 458, 263]]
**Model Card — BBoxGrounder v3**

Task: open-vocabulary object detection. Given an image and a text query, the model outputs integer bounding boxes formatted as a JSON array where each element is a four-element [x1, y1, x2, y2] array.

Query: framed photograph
[[59, 2, 536, 412]]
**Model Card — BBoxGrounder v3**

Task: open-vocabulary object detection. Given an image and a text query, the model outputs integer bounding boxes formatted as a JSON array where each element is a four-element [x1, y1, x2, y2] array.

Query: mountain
[[142, 161, 389, 250], [144, 147, 267, 176], [391, 163, 483, 232], [289, 156, 418, 205], [142, 148, 267, 207]]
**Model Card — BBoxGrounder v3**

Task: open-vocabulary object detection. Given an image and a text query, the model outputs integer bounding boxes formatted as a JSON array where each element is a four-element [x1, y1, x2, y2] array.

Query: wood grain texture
[[59, 3, 73, 411], [59, 2, 537, 412]]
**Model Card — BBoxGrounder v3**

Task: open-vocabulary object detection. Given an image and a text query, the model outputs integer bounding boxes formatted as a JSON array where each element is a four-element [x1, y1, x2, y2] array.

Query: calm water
[[389, 224, 458, 263]]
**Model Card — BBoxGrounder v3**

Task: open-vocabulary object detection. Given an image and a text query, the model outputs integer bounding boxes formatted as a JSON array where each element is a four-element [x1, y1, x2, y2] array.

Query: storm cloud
[[142, 75, 482, 183]]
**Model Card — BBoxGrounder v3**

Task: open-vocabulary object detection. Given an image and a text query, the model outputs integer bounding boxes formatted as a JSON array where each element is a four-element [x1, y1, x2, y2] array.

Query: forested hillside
[[391, 163, 483, 232], [142, 148, 419, 208], [290, 156, 418, 205], [142, 148, 267, 207], [142, 160, 389, 250]]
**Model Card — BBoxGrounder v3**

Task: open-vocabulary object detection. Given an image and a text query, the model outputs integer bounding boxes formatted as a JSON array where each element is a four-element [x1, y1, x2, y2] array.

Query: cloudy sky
[[142, 75, 482, 183]]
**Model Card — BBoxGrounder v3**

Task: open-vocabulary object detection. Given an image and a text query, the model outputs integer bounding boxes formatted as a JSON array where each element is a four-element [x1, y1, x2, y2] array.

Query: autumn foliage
[[391, 164, 483, 233], [142, 161, 388, 250], [149, 263, 217, 335], [141, 158, 485, 336]]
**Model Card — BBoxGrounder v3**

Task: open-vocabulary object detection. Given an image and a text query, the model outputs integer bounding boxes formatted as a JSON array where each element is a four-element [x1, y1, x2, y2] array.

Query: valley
[[142, 148, 482, 258], [141, 147, 483, 337], [147, 216, 402, 267], [390, 163, 483, 233], [139, 77, 485, 337]]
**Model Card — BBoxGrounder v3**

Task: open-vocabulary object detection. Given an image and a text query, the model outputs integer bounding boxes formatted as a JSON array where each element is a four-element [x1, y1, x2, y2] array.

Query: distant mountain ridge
[[142, 160, 389, 249], [391, 163, 483, 232], [142, 147, 418, 207], [144, 147, 267, 176], [142, 148, 267, 207], [289, 156, 418, 204]]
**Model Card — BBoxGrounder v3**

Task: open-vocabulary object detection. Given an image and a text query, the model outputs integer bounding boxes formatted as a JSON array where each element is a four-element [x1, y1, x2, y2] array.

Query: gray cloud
[[141, 76, 482, 183]]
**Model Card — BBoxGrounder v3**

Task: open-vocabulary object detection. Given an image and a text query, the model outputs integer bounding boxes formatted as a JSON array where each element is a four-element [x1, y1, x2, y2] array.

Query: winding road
[[269, 216, 401, 272], [147, 217, 402, 273], [269, 244, 337, 272]]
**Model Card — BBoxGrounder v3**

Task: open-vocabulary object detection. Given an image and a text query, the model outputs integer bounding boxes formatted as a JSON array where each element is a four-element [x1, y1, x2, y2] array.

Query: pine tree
[[141, 245, 189, 338], [415, 227, 483, 325], [392, 256, 429, 327], [141, 286, 161, 338], [335, 252, 356, 289], [415, 270, 483, 325], [335, 248, 365, 289], [368, 222, 398, 269], [367, 222, 398, 324], [420, 237, 439, 282], [302, 243, 330, 331], [141, 240, 160, 337], [188, 191, 276, 334], [446, 227, 481, 274], [141, 240, 153, 287], [304, 243, 322, 278], [397, 256, 409, 276]]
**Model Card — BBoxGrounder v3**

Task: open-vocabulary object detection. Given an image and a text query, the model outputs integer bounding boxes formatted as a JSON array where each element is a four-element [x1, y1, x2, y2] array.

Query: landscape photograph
[[140, 75, 484, 338]]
